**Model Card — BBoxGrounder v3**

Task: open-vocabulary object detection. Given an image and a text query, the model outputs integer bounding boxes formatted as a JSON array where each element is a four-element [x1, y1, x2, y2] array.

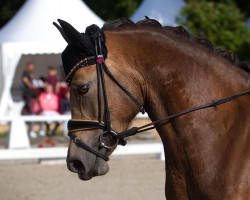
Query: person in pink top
[[40, 82, 60, 135], [21, 90, 45, 138], [40, 83, 58, 112]]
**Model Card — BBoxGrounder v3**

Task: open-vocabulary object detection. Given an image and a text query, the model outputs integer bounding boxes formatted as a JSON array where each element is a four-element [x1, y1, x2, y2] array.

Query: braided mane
[[102, 17, 250, 74]]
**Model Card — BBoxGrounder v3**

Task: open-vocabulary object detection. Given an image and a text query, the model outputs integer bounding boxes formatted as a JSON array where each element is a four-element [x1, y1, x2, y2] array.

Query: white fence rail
[[0, 114, 148, 149], [1, 115, 72, 149], [0, 143, 164, 160], [0, 114, 165, 160]]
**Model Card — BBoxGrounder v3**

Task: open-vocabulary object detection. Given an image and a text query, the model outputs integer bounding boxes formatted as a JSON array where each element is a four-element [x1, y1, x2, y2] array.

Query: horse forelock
[[103, 17, 249, 74]]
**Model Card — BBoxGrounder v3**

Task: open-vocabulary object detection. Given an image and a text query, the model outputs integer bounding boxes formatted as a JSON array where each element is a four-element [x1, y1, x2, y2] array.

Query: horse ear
[[57, 19, 95, 55], [53, 22, 70, 43]]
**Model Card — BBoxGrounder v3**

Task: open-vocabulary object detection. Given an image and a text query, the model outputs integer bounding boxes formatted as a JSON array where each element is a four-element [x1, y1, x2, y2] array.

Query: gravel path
[[0, 157, 165, 200]]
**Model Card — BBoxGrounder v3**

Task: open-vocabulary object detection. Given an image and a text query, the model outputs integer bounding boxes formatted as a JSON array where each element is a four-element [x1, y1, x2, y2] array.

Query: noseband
[[67, 26, 250, 162]]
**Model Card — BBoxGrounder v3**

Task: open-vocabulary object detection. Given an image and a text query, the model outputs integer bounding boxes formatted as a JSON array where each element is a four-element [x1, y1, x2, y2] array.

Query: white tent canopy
[[0, 0, 104, 116], [131, 0, 185, 26]]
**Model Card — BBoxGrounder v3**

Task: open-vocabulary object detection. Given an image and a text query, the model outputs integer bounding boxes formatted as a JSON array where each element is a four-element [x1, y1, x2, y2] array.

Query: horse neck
[[106, 29, 249, 122], [131, 30, 249, 121], [107, 29, 250, 199]]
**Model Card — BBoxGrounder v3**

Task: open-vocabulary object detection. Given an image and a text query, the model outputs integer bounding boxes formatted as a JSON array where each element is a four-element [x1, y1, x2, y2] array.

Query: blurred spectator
[[57, 81, 68, 113], [21, 90, 45, 138], [21, 62, 35, 100], [45, 66, 60, 94], [32, 77, 44, 89], [39, 82, 60, 135], [60, 89, 71, 136], [60, 89, 70, 114]]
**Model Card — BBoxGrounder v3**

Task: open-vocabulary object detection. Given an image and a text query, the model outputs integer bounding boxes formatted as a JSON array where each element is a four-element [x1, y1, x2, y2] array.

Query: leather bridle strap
[[102, 62, 145, 114], [116, 90, 250, 139], [94, 33, 112, 131], [68, 132, 109, 161], [68, 121, 106, 132]]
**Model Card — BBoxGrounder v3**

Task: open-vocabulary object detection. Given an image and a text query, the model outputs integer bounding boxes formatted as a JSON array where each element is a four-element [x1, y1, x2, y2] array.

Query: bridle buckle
[[99, 130, 119, 149], [74, 136, 80, 143]]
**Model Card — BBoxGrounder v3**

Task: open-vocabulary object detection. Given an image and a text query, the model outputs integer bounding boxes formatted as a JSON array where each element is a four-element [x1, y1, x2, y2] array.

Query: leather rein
[[67, 28, 250, 162]]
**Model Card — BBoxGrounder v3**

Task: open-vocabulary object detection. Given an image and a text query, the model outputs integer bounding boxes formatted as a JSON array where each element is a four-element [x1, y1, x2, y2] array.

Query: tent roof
[[131, 0, 185, 26], [0, 0, 104, 44], [0, 0, 104, 116]]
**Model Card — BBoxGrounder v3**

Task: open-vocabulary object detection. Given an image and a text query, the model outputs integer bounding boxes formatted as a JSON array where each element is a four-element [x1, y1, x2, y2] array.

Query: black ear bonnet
[[53, 20, 107, 85]]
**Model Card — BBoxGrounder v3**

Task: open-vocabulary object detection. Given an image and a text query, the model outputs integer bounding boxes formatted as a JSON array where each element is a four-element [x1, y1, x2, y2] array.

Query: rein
[[67, 25, 250, 161], [117, 90, 250, 139]]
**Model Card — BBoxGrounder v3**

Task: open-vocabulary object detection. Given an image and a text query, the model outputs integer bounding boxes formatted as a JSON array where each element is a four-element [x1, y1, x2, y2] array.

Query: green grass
[[0, 132, 7, 139], [55, 130, 65, 136]]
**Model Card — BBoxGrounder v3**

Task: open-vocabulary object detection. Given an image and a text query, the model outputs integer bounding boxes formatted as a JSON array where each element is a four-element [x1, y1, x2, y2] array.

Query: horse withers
[[54, 18, 249, 199]]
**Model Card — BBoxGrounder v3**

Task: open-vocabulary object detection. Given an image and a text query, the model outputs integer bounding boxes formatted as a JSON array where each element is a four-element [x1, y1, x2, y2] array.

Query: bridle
[[67, 27, 145, 161], [67, 26, 250, 162]]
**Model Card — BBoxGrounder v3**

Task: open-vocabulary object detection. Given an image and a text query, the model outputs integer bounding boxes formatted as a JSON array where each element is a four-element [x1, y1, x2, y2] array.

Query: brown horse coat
[[103, 28, 249, 199], [57, 18, 250, 200]]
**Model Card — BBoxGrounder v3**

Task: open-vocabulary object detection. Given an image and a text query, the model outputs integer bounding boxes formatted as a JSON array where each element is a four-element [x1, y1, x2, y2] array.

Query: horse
[[54, 18, 250, 199]]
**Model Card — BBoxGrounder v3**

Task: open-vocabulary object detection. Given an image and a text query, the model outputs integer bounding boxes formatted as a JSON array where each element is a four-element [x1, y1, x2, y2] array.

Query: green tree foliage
[[83, 0, 143, 21], [185, 0, 250, 18], [234, 0, 250, 17], [178, 0, 250, 60], [0, 0, 25, 28]]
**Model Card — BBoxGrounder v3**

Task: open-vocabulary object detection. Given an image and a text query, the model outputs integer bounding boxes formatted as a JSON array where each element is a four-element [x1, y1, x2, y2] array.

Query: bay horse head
[[54, 19, 144, 180], [54, 18, 249, 199]]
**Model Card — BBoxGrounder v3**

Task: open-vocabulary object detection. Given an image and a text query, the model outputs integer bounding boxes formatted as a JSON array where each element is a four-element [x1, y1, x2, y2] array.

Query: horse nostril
[[68, 160, 84, 173], [73, 160, 83, 171]]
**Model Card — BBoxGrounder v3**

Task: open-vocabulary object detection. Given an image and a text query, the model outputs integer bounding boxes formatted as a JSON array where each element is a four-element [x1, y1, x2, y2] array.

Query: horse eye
[[78, 84, 89, 95]]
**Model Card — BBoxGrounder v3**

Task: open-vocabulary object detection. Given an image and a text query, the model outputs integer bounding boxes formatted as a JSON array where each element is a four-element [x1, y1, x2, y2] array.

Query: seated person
[[45, 66, 60, 94], [39, 82, 60, 135], [21, 62, 35, 100], [21, 90, 45, 138], [59, 89, 71, 136]]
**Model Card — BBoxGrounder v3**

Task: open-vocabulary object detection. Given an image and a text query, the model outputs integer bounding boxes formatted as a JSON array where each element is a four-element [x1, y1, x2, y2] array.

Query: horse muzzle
[[67, 133, 110, 180]]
